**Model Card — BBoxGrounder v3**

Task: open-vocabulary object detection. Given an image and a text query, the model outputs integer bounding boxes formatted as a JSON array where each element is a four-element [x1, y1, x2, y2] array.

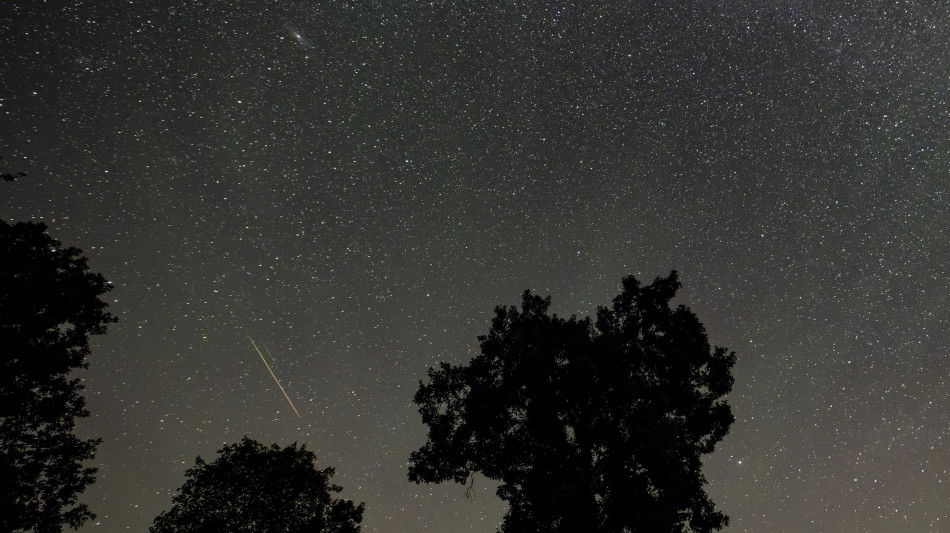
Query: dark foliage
[[151, 437, 365, 533], [1, 155, 26, 181], [0, 220, 116, 532], [409, 272, 736, 533]]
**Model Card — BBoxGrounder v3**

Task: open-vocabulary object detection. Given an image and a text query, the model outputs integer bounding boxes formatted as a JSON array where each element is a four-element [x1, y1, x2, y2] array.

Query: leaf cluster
[[1, 155, 26, 181]]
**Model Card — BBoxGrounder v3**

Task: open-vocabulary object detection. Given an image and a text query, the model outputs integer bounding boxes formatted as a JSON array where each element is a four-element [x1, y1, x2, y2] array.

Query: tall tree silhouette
[[152, 437, 364, 533], [0, 220, 116, 531], [409, 272, 736, 532]]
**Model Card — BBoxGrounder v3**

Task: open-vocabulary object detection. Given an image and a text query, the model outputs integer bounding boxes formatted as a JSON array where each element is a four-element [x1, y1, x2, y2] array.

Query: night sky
[[2, 1, 948, 531]]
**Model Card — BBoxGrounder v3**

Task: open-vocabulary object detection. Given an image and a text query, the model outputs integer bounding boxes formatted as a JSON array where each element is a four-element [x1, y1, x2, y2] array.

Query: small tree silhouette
[[152, 437, 364, 533]]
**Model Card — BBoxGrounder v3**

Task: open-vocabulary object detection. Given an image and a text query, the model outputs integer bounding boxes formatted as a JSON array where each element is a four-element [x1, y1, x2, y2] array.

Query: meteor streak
[[245, 332, 301, 418], [260, 340, 277, 365]]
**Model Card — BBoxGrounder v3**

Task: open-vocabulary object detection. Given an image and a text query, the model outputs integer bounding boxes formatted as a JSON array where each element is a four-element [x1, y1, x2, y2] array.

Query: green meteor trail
[[245, 332, 301, 418]]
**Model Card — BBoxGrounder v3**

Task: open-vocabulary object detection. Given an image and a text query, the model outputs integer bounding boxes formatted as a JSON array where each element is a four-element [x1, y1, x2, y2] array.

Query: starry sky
[[1, 1, 948, 531]]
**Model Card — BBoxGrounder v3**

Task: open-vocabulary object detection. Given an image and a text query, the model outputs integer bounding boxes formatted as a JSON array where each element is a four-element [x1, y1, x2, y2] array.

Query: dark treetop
[[0, 220, 116, 532], [409, 272, 736, 533], [151, 436, 364, 533]]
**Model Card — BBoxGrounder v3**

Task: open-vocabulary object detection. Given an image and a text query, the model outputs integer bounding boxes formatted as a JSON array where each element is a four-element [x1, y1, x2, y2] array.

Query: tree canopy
[[409, 272, 736, 533], [151, 437, 364, 533], [0, 220, 116, 532]]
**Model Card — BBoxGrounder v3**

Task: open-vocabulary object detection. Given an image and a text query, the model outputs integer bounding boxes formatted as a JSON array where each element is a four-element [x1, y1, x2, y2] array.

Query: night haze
[[1, 1, 948, 531]]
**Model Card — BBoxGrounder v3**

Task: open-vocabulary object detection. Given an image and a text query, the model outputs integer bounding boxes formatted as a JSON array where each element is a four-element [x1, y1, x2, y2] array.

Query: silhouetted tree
[[0, 220, 116, 532], [151, 437, 365, 533], [409, 272, 736, 533]]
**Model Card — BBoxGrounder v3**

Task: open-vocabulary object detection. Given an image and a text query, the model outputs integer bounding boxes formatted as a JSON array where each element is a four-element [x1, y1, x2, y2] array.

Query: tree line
[[2, 208, 735, 532]]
